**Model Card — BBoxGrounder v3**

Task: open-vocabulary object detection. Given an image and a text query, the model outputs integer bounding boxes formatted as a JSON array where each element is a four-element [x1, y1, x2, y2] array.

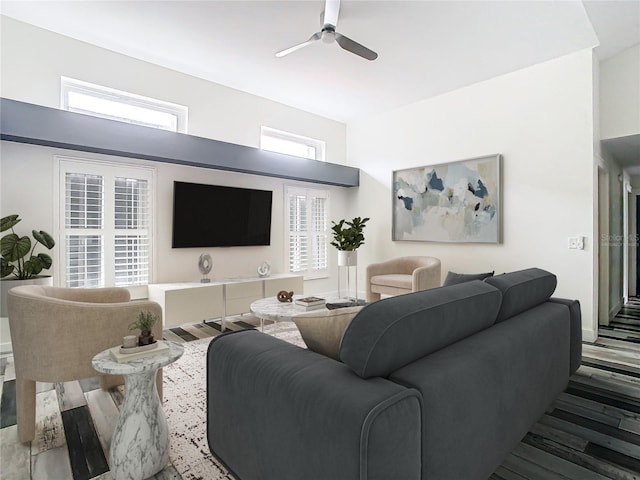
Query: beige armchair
[[7, 285, 163, 443], [366, 256, 441, 302]]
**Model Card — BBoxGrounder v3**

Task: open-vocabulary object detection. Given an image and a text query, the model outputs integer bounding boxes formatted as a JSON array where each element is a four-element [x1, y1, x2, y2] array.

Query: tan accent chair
[[366, 256, 441, 302], [7, 285, 163, 443]]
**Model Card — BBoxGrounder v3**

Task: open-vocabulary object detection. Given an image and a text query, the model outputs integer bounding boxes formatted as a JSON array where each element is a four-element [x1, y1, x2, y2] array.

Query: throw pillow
[[292, 306, 363, 360], [442, 270, 494, 286]]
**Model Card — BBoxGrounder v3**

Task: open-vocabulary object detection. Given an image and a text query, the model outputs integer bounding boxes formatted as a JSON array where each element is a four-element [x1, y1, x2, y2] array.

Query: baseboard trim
[[609, 301, 622, 321], [582, 327, 598, 343]]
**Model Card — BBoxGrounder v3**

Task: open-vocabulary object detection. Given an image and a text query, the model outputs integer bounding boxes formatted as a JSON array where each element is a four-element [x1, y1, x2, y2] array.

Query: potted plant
[[1, 214, 55, 317], [330, 216, 369, 266], [129, 311, 159, 346]]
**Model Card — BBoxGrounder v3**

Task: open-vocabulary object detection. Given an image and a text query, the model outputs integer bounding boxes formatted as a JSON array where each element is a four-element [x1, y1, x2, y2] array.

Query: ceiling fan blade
[[323, 0, 340, 28], [335, 32, 378, 61], [275, 32, 321, 58]]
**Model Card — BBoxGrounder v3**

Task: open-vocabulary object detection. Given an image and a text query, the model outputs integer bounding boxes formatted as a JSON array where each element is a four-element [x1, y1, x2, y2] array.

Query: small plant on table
[[129, 311, 159, 346]]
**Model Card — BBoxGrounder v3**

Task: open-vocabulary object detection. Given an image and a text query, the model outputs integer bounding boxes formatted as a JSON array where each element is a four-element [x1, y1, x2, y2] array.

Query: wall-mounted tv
[[172, 181, 273, 248]]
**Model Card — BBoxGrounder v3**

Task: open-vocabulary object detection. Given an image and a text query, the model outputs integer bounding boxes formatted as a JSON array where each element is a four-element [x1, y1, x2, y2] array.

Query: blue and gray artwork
[[393, 156, 500, 243]]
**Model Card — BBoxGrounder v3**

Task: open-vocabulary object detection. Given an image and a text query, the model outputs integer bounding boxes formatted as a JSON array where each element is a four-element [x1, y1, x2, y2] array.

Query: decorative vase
[[337, 250, 357, 267], [138, 333, 155, 346]]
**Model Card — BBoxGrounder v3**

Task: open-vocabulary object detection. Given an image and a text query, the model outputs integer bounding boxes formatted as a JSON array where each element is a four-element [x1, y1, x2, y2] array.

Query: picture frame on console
[[392, 154, 502, 243]]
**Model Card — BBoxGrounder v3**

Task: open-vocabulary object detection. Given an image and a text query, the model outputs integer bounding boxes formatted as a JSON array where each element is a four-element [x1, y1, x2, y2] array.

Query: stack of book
[[294, 296, 326, 311]]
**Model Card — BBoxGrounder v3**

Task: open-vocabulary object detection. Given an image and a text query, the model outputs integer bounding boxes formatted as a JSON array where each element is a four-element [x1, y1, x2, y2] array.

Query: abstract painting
[[392, 154, 501, 243]]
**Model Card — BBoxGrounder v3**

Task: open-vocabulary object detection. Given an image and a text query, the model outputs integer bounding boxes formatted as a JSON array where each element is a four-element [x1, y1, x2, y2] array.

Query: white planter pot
[[1, 276, 53, 317], [337, 250, 358, 267]]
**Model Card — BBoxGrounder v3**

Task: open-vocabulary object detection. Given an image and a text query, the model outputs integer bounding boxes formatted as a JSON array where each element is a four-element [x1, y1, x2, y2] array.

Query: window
[[285, 186, 329, 279], [61, 77, 188, 133], [57, 157, 154, 288], [261, 127, 325, 161]]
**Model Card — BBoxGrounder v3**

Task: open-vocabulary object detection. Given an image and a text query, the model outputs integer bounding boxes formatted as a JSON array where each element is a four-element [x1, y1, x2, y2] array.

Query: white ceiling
[[2, 0, 638, 124], [1, 0, 639, 168]]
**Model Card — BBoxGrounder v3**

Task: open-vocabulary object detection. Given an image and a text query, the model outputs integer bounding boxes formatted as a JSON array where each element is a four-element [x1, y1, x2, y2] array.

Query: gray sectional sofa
[[206, 268, 582, 480]]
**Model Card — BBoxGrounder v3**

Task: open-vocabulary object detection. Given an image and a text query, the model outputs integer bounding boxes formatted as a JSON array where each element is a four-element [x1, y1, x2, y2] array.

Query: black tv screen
[[172, 181, 273, 248]]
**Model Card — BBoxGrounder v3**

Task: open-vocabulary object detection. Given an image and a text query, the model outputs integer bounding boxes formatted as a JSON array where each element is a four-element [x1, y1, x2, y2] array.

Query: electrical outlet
[[568, 236, 584, 250]]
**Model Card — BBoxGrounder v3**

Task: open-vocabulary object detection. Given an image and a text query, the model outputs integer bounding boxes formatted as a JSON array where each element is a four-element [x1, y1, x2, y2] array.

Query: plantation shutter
[[285, 186, 328, 279], [114, 177, 150, 286], [59, 158, 154, 288], [311, 196, 328, 270], [65, 172, 104, 287], [288, 194, 308, 273]]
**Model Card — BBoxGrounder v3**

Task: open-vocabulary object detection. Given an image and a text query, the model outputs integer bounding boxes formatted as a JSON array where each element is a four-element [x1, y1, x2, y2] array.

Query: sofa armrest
[[207, 330, 421, 480], [548, 298, 582, 374]]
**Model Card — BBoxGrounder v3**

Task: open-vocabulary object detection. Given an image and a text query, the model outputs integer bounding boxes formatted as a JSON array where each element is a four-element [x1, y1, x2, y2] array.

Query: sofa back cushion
[[339, 281, 502, 379], [484, 268, 557, 322]]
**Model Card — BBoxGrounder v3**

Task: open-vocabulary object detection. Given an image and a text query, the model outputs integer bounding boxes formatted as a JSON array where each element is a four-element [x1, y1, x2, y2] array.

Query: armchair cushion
[[370, 274, 412, 289], [292, 306, 363, 360]]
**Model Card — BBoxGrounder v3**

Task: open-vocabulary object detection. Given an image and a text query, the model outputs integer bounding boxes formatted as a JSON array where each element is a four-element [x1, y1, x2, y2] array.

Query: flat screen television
[[172, 181, 273, 248]]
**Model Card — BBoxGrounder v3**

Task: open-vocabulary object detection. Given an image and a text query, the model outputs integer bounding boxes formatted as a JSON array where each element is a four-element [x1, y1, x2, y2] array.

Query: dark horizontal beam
[[0, 98, 359, 187]]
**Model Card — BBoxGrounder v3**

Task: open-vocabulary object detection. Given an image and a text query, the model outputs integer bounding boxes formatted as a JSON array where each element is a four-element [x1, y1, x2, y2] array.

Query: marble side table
[[92, 341, 184, 480]]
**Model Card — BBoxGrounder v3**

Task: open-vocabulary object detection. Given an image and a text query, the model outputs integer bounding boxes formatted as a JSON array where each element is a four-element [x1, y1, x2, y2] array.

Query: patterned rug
[[164, 326, 305, 480]]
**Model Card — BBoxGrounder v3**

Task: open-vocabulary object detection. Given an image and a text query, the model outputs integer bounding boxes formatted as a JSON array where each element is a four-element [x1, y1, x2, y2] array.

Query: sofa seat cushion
[[485, 268, 557, 322], [292, 306, 363, 360], [370, 274, 412, 290], [340, 281, 502, 379]]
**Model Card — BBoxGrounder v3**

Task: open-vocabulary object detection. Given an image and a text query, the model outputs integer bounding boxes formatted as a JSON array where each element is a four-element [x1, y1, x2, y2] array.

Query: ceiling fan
[[275, 0, 378, 61]]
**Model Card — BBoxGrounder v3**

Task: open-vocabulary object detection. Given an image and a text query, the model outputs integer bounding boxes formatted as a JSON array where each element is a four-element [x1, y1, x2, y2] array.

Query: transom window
[[61, 77, 188, 133], [261, 127, 325, 161]]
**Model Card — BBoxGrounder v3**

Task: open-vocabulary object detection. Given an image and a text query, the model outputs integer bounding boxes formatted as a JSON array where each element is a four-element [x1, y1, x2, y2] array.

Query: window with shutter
[[285, 186, 328, 279], [58, 157, 154, 288]]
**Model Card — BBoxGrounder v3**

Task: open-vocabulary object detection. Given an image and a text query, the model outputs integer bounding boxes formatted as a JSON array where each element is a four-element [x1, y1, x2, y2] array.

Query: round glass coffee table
[[92, 342, 184, 480], [250, 296, 327, 331]]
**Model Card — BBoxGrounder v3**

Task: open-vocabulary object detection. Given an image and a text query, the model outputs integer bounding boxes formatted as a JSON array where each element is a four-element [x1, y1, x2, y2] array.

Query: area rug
[[163, 326, 305, 480]]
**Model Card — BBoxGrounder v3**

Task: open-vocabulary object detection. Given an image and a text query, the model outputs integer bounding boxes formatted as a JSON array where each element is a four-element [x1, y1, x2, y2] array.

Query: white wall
[[0, 15, 351, 345], [0, 16, 347, 160], [347, 49, 597, 340], [600, 44, 640, 140]]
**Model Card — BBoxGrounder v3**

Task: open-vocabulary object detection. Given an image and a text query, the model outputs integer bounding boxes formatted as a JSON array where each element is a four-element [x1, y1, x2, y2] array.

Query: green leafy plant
[[1, 215, 55, 280], [129, 311, 159, 336], [330, 216, 370, 251]]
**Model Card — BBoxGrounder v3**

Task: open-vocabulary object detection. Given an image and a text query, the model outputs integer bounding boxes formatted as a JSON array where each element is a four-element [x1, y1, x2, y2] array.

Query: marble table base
[[111, 370, 168, 480], [92, 342, 183, 480]]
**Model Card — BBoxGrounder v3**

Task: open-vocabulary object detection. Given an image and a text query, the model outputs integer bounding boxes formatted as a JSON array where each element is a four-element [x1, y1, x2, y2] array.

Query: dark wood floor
[[1, 305, 639, 480]]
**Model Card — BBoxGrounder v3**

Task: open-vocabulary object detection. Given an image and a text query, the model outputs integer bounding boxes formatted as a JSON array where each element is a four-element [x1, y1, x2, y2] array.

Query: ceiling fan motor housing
[[321, 26, 337, 43]]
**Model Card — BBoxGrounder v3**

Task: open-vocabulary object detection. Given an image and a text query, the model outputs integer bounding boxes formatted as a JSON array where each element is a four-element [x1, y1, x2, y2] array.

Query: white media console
[[148, 274, 304, 328]]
